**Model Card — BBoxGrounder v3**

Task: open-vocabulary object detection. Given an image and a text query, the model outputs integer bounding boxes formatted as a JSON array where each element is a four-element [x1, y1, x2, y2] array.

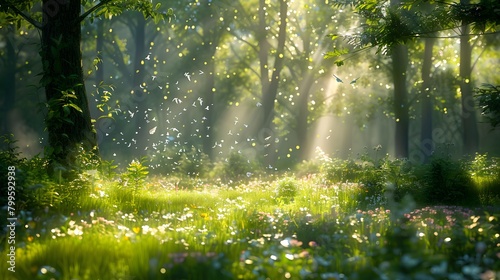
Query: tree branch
[[78, 0, 114, 23], [230, 30, 259, 53], [0, 0, 42, 29]]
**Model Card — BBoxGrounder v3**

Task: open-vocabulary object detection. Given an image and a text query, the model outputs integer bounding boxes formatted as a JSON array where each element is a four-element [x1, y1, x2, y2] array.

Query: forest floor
[[1, 170, 499, 280]]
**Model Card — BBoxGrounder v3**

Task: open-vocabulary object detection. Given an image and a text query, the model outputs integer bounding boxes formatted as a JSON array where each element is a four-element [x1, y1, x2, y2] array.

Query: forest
[[0, 0, 499, 279]]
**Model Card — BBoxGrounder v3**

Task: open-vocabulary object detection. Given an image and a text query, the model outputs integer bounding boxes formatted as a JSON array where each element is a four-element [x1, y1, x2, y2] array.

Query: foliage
[[42, 89, 84, 159], [317, 149, 389, 208], [212, 152, 260, 183], [94, 83, 120, 121], [417, 156, 481, 206], [469, 153, 500, 206], [121, 157, 149, 207], [449, 0, 500, 32], [475, 84, 500, 128], [332, 0, 499, 54], [275, 177, 299, 204], [0, 135, 24, 206], [98, 159, 118, 180], [2, 174, 498, 279], [151, 146, 211, 178], [177, 146, 211, 178], [293, 160, 321, 178]]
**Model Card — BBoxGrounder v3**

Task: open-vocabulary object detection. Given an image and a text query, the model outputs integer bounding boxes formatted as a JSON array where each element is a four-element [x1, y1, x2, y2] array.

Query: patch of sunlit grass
[[1, 173, 499, 280]]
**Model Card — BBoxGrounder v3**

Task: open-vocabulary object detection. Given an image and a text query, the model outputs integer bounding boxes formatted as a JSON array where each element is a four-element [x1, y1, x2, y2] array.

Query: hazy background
[[1, 0, 499, 171]]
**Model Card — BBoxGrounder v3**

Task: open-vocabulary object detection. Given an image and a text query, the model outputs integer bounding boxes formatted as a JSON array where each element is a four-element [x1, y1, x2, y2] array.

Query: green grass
[[1, 173, 499, 280], [1, 152, 500, 279]]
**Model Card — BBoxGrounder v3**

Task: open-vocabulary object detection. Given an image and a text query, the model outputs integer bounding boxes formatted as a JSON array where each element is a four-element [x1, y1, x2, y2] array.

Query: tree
[[458, 0, 479, 155], [389, 0, 410, 158], [0, 0, 166, 169], [419, 36, 436, 162], [475, 84, 500, 129], [331, 0, 499, 157], [0, 23, 16, 137], [332, 0, 413, 158], [257, 0, 288, 163]]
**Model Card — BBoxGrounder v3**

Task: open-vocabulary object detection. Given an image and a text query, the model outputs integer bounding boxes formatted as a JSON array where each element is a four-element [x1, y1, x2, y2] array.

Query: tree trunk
[[0, 25, 16, 137], [257, 0, 270, 139], [392, 44, 409, 158], [296, 74, 314, 161], [420, 37, 436, 162], [459, 20, 479, 155], [258, 0, 287, 164], [41, 0, 98, 167]]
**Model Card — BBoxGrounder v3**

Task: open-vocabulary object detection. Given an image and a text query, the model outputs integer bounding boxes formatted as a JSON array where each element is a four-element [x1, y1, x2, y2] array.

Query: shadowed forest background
[[0, 0, 500, 279], [1, 0, 499, 168]]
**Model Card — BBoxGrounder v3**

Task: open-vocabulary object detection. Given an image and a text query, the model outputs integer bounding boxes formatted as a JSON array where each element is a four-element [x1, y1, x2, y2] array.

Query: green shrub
[[418, 157, 480, 206], [275, 177, 299, 204], [177, 146, 211, 177], [211, 152, 259, 182], [293, 160, 321, 178], [99, 159, 118, 180], [150, 145, 210, 178], [319, 152, 387, 208], [469, 154, 500, 206]]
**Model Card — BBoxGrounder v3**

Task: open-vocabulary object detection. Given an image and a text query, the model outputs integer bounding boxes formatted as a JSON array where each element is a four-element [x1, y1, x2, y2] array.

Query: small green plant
[[275, 177, 299, 204], [99, 159, 118, 180], [122, 157, 149, 207]]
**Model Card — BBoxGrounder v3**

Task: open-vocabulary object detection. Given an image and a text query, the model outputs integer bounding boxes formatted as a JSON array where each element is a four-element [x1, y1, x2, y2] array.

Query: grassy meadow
[[1, 148, 500, 279]]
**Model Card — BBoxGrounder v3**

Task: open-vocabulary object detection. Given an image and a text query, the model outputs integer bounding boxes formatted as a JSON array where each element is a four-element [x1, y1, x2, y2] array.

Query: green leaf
[[328, 34, 340, 40], [323, 48, 349, 59], [166, 8, 175, 23], [63, 106, 70, 116], [334, 60, 345, 67], [65, 103, 83, 113]]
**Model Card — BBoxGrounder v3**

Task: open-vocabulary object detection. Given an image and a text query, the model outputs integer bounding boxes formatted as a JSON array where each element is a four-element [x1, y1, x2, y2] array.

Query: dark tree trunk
[[0, 25, 16, 137], [420, 37, 436, 162], [391, 44, 409, 158], [459, 21, 479, 155], [41, 0, 98, 167]]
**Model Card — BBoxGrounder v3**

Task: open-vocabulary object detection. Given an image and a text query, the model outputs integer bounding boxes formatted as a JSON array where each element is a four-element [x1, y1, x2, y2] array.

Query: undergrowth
[[1, 140, 499, 279]]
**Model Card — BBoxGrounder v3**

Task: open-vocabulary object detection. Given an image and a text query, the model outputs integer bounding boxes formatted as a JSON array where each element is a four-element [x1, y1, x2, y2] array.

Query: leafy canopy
[[327, 0, 500, 59]]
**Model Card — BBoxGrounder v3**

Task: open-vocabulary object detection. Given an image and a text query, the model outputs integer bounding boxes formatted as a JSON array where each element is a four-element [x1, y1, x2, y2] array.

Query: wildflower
[[299, 250, 310, 258], [308, 241, 318, 247], [480, 270, 495, 280], [200, 212, 209, 220]]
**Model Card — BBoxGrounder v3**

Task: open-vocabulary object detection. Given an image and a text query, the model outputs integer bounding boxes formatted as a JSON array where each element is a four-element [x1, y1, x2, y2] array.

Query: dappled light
[[0, 0, 499, 279]]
